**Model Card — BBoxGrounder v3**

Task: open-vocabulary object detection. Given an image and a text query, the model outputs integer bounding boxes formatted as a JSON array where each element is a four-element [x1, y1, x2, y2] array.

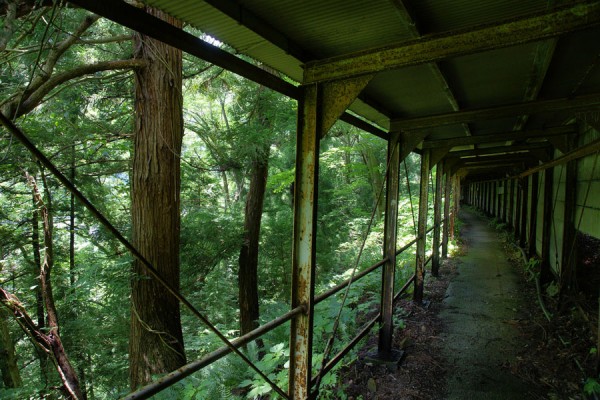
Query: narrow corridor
[[440, 208, 535, 399]]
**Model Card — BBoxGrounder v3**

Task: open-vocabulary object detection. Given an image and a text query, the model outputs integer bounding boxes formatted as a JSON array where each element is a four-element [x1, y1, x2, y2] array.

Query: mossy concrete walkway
[[439, 208, 533, 399]]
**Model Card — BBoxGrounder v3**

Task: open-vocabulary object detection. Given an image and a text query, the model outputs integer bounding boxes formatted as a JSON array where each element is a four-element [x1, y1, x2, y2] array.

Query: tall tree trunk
[[0, 308, 22, 388], [31, 183, 49, 386], [360, 145, 384, 221], [129, 7, 186, 389], [25, 172, 85, 399], [238, 148, 270, 337]]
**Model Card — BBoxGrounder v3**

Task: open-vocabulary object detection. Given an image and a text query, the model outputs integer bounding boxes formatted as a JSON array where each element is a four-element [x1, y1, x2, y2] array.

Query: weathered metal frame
[[289, 84, 321, 400], [304, 1, 600, 84], [414, 149, 431, 303], [379, 131, 401, 357]]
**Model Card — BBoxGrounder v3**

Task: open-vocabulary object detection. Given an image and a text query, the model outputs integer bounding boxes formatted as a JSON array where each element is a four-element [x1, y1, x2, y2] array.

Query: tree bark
[[129, 7, 186, 389], [24, 173, 85, 399], [238, 148, 270, 337], [0, 307, 22, 388]]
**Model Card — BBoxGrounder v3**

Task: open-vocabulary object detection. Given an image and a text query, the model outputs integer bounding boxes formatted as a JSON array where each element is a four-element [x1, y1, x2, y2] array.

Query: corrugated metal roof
[[140, 0, 600, 161]]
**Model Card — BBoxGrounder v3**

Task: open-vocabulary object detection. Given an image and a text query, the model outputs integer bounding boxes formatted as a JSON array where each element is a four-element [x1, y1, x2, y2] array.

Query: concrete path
[[440, 208, 533, 399]]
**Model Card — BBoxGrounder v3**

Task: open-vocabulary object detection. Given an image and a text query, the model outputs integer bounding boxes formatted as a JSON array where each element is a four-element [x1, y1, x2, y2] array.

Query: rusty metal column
[[528, 172, 539, 258], [378, 130, 400, 357], [442, 170, 451, 258], [432, 162, 443, 276], [289, 84, 320, 400], [502, 179, 508, 223], [508, 178, 516, 230], [414, 149, 430, 304], [514, 179, 522, 241], [540, 168, 554, 284], [519, 176, 529, 248]]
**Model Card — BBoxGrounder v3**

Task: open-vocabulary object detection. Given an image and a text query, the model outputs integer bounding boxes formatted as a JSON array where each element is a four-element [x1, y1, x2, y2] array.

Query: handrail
[[122, 305, 305, 399], [312, 273, 416, 384], [315, 257, 388, 304], [316, 221, 439, 305]]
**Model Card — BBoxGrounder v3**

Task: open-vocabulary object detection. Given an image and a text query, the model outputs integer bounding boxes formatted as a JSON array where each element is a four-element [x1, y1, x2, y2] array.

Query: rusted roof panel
[[140, 0, 600, 145]]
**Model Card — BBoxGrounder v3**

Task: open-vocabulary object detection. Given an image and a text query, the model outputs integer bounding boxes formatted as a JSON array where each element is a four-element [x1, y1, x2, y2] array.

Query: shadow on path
[[440, 207, 536, 399]]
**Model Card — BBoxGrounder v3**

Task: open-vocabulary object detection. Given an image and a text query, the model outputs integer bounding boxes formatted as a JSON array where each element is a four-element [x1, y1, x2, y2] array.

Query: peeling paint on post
[[289, 84, 320, 400], [414, 149, 430, 304], [379, 131, 400, 356]]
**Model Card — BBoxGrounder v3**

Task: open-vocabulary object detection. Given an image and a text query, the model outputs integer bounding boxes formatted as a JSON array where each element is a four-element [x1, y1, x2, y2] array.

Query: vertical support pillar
[[289, 84, 320, 400], [378, 131, 400, 357], [561, 140, 578, 291], [502, 179, 508, 223], [508, 179, 515, 230], [540, 167, 554, 284], [450, 175, 457, 240], [485, 182, 492, 216], [528, 173, 539, 258], [414, 149, 430, 304], [432, 162, 443, 276], [519, 176, 529, 248], [442, 170, 451, 259], [514, 179, 522, 241]]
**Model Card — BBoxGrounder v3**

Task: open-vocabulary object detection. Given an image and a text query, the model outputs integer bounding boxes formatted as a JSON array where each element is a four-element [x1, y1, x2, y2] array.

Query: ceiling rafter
[[201, 0, 394, 119], [304, 1, 600, 84], [422, 125, 574, 149], [448, 142, 551, 158], [388, 0, 471, 138], [391, 92, 600, 131], [66, 0, 390, 140]]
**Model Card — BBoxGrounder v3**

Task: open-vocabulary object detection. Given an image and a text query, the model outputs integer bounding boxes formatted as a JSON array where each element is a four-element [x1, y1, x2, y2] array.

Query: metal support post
[[289, 84, 320, 400], [514, 179, 522, 240], [442, 171, 451, 258], [540, 168, 554, 284], [519, 176, 529, 248], [528, 173, 539, 257], [414, 149, 430, 304], [432, 162, 443, 276], [508, 178, 516, 230], [378, 130, 401, 358]]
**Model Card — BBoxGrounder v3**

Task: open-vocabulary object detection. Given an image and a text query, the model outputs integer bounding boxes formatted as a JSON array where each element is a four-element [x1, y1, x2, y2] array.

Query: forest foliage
[[0, 4, 441, 399]]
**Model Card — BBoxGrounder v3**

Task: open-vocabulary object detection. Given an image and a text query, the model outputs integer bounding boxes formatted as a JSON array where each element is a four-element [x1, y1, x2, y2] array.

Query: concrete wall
[[465, 122, 600, 278], [575, 123, 600, 239]]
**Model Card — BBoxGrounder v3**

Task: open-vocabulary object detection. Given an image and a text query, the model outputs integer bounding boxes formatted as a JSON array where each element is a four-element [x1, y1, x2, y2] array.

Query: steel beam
[[67, 0, 389, 142], [392, 93, 600, 131], [432, 162, 443, 276], [423, 125, 574, 149], [304, 1, 600, 84], [378, 131, 401, 357], [448, 142, 551, 158], [413, 149, 430, 304], [289, 84, 320, 400]]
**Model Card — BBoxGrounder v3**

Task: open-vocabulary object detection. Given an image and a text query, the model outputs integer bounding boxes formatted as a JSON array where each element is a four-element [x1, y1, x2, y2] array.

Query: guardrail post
[[414, 149, 430, 304], [378, 131, 400, 357], [289, 84, 320, 400]]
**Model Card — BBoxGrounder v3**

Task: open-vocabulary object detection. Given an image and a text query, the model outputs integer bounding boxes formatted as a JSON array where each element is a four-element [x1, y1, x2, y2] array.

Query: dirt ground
[[341, 213, 600, 400]]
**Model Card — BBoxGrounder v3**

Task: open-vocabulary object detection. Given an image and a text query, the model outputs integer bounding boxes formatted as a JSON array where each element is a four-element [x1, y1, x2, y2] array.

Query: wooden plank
[[304, 1, 600, 84]]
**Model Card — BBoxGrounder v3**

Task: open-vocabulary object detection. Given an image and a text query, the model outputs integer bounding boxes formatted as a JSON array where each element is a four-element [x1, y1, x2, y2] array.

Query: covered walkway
[[441, 208, 534, 399]]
